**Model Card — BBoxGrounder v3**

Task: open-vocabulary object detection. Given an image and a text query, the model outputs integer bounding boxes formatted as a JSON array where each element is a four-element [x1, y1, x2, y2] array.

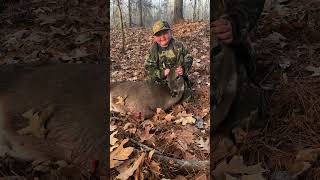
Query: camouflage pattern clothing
[[144, 38, 193, 85], [225, 0, 265, 80], [213, 0, 267, 131]]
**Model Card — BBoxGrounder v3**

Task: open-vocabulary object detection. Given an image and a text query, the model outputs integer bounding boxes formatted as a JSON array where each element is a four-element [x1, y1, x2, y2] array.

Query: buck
[[212, 45, 238, 130], [0, 63, 107, 175], [110, 68, 186, 119]]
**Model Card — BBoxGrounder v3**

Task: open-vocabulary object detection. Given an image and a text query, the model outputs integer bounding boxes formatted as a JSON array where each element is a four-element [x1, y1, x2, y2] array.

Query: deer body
[[110, 70, 185, 119], [0, 64, 106, 174], [212, 45, 238, 130]]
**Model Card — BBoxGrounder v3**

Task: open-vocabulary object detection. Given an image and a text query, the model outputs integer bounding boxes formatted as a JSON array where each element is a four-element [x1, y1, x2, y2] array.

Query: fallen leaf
[[200, 108, 209, 118], [17, 105, 55, 138], [164, 132, 177, 143], [174, 111, 196, 125], [214, 155, 267, 180], [139, 124, 154, 142], [305, 66, 320, 77], [149, 160, 161, 175], [196, 137, 210, 152], [110, 139, 134, 168], [153, 108, 166, 121], [116, 152, 145, 180], [175, 116, 196, 125], [177, 130, 194, 145], [115, 96, 125, 105], [123, 122, 137, 134], [172, 104, 185, 115], [264, 32, 286, 44], [123, 123, 133, 130], [156, 108, 164, 114], [110, 130, 118, 146], [228, 156, 267, 174], [110, 143, 119, 152], [164, 112, 175, 122], [148, 149, 155, 160], [115, 159, 135, 174], [110, 124, 117, 132]]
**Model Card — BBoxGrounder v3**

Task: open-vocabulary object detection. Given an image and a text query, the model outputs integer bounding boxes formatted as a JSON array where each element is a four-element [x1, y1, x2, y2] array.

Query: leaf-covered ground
[[213, 0, 320, 179], [0, 0, 107, 65], [110, 21, 210, 179], [0, 0, 107, 179]]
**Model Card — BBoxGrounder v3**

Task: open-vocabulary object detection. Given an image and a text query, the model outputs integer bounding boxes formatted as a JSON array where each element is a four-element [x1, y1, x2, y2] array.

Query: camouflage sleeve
[[144, 46, 164, 82], [181, 44, 193, 75], [225, 0, 265, 43]]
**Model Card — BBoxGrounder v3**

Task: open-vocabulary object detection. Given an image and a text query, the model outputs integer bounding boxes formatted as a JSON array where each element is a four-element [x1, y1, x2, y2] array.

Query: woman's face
[[154, 30, 172, 47]]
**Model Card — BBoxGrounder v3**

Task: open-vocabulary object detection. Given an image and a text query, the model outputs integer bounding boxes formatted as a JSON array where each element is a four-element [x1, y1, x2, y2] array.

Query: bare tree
[[138, 0, 143, 26], [173, 0, 184, 23], [116, 0, 125, 52], [128, 0, 132, 27], [193, 0, 197, 21], [162, 0, 169, 20]]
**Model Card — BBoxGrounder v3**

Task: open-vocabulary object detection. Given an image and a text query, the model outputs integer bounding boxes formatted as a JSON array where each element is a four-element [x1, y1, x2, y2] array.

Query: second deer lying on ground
[[110, 69, 186, 119], [0, 64, 107, 176]]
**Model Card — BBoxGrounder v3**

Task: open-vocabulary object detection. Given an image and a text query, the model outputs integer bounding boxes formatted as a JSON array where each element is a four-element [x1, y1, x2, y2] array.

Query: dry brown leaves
[[232, 0, 320, 179], [110, 97, 209, 178], [214, 155, 267, 180], [17, 105, 55, 138], [110, 139, 134, 169]]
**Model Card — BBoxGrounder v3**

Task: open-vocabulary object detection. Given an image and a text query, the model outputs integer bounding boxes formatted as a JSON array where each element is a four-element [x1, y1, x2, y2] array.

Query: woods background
[[110, 0, 210, 28]]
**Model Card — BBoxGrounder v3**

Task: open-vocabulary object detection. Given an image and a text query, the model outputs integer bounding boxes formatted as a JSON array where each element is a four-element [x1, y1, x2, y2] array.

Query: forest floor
[[110, 21, 210, 179], [213, 0, 320, 180], [0, 0, 107, 179], [0, 0, 319, 179]]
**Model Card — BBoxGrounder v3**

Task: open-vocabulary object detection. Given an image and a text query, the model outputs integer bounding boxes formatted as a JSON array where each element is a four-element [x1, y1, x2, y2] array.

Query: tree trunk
[[116, 0, 125, 52], [173, 0, 183, 24], [158, 0, 162, 20], [128, 0, 132, 27], [197, 0, 201, 20], [193, 0, 197, 21], [138, 0, 143, 27]]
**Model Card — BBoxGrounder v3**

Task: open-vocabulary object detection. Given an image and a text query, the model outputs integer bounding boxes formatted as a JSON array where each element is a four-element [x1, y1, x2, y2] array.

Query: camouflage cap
[[152, 20, 171, 35]]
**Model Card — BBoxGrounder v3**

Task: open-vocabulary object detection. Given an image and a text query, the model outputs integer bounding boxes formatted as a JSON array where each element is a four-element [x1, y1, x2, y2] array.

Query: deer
[[110, 67, 186, 119], [212, 45, 238, 130], [211, 0, 239, 131], [0, 63, 107, 176]]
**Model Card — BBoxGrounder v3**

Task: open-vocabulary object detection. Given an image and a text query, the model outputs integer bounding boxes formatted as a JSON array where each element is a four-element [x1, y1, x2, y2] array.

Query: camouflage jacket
[[225, 0, 265, 79], [225, 0, 265, 44], [144, 38, 193, 84]]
